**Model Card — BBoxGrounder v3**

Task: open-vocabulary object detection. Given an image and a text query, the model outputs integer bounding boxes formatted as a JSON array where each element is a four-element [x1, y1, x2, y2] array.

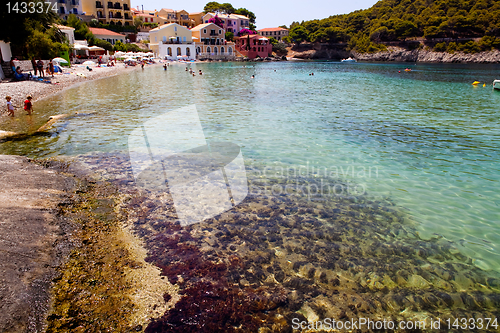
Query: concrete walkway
[[0, 155, 74, 333]]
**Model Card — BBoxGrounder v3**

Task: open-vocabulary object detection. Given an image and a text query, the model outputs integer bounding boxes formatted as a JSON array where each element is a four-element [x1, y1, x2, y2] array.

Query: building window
[[186, 48, 190, 56], [177, 47, 181, 56], [214, 47, 217, 54], [59, 7, 65, 13], [183, 36, 186, 42], [163, 36, 166, 43], [228, 47, 232, 54], [207, 46, 210, 53], [221, 46, 224, 54], [168, 47, 172, 56], [203, 29, 206, 34], [219, 30, 221, 34]]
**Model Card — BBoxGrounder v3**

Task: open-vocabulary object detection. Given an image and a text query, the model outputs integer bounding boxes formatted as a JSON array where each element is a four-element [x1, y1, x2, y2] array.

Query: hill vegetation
[[286, 0, 500, 53]]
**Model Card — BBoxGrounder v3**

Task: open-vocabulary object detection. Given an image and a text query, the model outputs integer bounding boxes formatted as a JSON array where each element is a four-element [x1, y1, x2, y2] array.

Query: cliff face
[[288, 44, 500, 63], [354, 47, 500, 63]]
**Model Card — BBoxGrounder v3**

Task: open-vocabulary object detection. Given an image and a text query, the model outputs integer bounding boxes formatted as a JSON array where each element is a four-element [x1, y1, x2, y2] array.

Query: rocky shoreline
[[287, 44, 500, 63], [353, 47, 500, 63]]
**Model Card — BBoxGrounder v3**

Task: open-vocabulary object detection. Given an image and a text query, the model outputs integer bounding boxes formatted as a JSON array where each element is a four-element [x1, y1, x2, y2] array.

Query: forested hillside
[[287, 0, 500, 53]]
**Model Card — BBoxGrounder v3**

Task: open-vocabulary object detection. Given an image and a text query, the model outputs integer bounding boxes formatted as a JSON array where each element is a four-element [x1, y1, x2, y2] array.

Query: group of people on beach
[[11, 58, 56, 81], [30, 58, 55, 77], [4, 95, 33, 117]]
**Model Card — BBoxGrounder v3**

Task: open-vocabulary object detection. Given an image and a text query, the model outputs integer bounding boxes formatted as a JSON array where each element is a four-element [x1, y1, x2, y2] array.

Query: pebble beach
[[0, 62, 143, 106]]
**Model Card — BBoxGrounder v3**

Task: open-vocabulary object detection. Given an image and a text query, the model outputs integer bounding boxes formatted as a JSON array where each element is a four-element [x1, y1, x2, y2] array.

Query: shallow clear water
[[1, 61, 499, 274]]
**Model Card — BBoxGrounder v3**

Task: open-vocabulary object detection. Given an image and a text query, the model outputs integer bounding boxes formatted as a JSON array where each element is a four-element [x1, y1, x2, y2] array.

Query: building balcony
[[123, 4, 129, 10], [162, 41, 193, 45], [113, 4, 122, 9], [95, 2, 103, 8]]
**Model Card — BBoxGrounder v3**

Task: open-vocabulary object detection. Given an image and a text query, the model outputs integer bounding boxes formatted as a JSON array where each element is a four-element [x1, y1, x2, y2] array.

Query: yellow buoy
[[483, 83, 486, 87], [472, 81, 480, 85]]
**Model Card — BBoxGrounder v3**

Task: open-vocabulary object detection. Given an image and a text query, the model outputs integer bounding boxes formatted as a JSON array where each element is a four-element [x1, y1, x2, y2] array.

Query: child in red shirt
[[24, 95, 33, 115]]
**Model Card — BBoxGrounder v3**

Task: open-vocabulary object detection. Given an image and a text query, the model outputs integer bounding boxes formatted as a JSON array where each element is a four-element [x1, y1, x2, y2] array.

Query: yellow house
[[188, 12, 204, 26], [157, 9, 194, 27], [149, 23, 195, 60], [81, 0, 133, 26]]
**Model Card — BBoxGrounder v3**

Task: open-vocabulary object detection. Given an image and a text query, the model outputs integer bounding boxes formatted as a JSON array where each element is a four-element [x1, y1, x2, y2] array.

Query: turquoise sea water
[[1, 61, 499, 275]]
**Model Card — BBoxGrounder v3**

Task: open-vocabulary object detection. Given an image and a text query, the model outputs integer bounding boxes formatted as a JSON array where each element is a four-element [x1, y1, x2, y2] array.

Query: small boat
[[341, 57, 357, 63], [493, 80, 500, 90]]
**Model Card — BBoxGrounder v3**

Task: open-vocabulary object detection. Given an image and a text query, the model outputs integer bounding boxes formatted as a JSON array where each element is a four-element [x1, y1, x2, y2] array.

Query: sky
[[132, 0, 380, 29]]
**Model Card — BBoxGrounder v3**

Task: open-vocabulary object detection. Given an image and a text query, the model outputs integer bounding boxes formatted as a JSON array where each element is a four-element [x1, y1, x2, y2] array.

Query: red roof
[[89, 27, 124, 37], [258, 27, 288, 32]]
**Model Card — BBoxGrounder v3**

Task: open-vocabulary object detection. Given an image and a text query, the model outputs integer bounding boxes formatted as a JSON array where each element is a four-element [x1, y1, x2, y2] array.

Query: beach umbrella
[[52, 57, 68, 64], [73, 44, 90, 50], [82, 61, 96, 66], [89, 46, 105, 51]]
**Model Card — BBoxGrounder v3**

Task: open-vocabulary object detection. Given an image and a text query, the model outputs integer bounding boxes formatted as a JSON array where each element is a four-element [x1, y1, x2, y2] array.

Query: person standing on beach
[[37, 59, 44, 77], [49, 59, 54, 77], [5, 96, 15, 116], [31, 58, 38, 76], [24, 95, 33, 115]]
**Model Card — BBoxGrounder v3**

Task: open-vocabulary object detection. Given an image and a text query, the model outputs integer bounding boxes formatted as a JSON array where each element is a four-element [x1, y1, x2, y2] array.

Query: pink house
[[201, 12, 250, 35], [234, 35, 272, 59]]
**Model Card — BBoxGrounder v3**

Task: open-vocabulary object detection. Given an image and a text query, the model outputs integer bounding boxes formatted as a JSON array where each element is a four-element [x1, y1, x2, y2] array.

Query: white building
[[0, 41, 12, 80], [0, 41, 12, 62], [54, 24, 76, 45], [150, 23, 195, 60], [49, 0, 84, 20]]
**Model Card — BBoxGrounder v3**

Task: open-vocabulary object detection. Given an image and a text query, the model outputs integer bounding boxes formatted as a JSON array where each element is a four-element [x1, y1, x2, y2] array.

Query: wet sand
[[0, 155, 74, 332]]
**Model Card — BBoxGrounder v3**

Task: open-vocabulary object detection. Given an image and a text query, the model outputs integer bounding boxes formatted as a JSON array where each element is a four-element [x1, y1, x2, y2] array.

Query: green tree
[[433, 42, 447, 51], [272, 42, 287, 55], [289, 26, 308, 44], [203, 2, 235, 14], [0, 0, 61, 58], [113, 40, 127, 52], [235, 8, 256, 24], [310, 29, 327, 43], [67, 14, 93, 40], [94, 39, 113, 51], [478, 35, 500, 50], [395, 20, 418, 39], [134, 16, 144, 30], [225, 31, 234, 41]]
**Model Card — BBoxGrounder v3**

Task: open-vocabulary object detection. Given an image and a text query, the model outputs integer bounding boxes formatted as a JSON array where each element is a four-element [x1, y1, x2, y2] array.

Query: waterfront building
[[149, 23, 195, 60], [191, 23, 235, 59], [157, 9, 195, 28], [47, 0, 88, 21], [201, 13, 250, 35], [258, 27, 289, 41], [188, 12, 204, 26], [234, 35, 272, 59], [81, 0, 133, 26], [89, 27, 125, 45], [54, 24, 76, 45]]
